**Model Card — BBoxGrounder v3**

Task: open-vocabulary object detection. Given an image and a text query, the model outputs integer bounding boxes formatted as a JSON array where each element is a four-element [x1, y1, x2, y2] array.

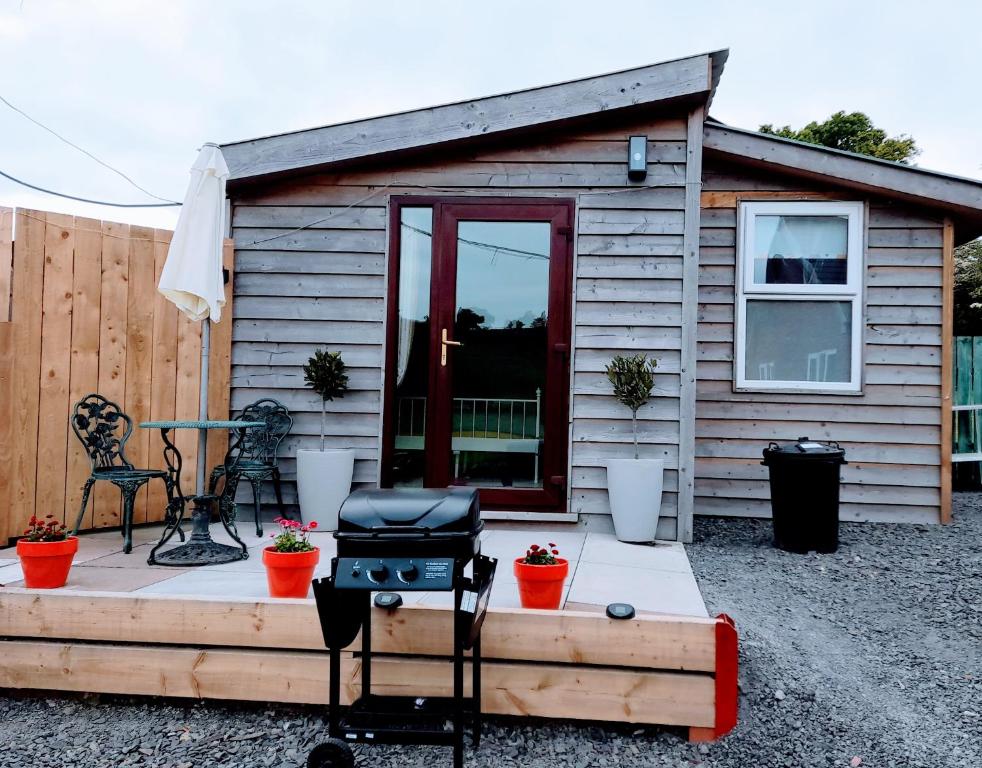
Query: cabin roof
[[220, 50, 728, 183], [220, 50, 982, 238], [704, 121, 982, 238]]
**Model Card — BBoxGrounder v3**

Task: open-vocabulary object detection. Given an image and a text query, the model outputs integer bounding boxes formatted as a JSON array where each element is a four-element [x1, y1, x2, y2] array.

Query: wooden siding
[[229, 116, 691, 539], [694, 160, 944, 523]]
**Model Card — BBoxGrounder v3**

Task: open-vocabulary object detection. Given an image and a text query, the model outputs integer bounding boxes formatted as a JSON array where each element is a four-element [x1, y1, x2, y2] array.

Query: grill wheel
[[307, 739, 355, 768]]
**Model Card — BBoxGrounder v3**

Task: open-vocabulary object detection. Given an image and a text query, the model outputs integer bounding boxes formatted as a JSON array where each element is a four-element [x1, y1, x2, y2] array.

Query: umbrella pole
[[197, 317, 210, 497]]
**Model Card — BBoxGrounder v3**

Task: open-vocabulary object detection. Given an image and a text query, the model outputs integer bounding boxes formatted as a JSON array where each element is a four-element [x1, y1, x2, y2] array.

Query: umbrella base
[[152, 494, 248, 566], [154, 540, 246, 566]]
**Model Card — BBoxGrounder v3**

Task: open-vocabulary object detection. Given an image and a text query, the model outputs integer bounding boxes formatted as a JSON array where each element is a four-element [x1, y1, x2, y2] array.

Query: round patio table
[[140, 419, 265, 567]]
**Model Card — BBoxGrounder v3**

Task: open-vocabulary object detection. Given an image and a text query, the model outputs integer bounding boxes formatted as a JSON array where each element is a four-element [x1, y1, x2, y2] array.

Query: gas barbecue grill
[[308, 488, 496, 768]]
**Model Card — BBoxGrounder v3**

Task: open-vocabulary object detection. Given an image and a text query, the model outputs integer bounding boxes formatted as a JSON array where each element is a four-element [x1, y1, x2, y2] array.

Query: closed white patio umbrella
[[159, 142, 228, 325], [145, 143, 257, 567], [158, 143, 228, 496]]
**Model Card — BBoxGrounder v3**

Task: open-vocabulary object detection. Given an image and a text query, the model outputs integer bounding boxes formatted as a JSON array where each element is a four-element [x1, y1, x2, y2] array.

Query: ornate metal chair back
[[71, 394, 135, 471], [235, 398, 293, 466]]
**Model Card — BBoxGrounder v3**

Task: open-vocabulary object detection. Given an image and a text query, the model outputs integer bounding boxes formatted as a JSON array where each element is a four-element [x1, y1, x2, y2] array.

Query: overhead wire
[[238, 180, 668, 247], [0, 168, 181, 208], [0, 89, 673, 228], [0, 92, 180, 205], [400, 221, 549, 261]]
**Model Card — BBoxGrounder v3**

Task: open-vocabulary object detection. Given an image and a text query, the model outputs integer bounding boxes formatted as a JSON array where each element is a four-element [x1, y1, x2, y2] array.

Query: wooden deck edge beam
[[0, 639, 716, 728], [0, 589, 717, 672]]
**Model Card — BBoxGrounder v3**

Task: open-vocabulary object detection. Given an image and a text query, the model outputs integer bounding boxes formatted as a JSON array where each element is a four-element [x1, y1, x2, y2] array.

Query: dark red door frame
[[381, 196, 574, 512]]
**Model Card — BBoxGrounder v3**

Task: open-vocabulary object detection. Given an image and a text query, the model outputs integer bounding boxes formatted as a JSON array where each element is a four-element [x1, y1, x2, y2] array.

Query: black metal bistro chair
[[208, 398, 293, 537], [70, 394, 183, 554]]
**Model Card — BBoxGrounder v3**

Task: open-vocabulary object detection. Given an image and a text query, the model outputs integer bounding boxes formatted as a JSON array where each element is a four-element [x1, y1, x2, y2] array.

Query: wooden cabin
[[219, 49, 982, 542]]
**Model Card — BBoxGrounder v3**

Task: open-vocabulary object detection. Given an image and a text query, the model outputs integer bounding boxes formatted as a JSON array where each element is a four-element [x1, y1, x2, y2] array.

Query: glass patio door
[[383, 199, 573, 512]]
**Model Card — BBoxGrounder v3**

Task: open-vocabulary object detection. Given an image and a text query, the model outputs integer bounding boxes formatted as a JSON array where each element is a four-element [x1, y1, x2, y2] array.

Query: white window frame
[[734, 200, 865, 393]]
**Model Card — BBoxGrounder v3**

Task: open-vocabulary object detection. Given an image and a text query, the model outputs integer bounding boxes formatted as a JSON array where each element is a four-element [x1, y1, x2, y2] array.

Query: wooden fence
[[0, 208, 234, 545]]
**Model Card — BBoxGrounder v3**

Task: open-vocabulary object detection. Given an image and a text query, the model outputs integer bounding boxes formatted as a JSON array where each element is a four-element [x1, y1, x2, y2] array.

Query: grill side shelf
[[460, 555, 497, 650], [312, 574, 364, 650]]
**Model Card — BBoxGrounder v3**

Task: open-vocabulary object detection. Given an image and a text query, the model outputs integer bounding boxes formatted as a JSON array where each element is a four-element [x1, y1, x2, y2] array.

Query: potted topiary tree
[[604, 353, 663, 542], [296, 349, 352, 530]]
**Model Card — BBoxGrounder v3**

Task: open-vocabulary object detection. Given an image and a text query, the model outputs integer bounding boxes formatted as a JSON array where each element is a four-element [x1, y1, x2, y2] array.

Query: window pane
[[753, 215, 849, 285], [391, 207, 433, 487], [451, 221, 550, 489], [745, 300, 853, 384]]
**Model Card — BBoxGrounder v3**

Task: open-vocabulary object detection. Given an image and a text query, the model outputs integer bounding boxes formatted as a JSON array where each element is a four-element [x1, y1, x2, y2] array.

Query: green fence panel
[[953, 336, 982, 487]]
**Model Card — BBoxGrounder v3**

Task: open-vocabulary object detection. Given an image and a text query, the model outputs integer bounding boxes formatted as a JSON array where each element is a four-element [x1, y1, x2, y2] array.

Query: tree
[[455, 307, 485, 333], [760, 111, 919, 164], [605, 354, 657, 460], [303, 350, 348, 451], [955, 239, 982, 335]]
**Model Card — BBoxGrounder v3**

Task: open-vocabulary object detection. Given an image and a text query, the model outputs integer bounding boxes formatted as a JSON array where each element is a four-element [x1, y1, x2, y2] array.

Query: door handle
[[441, 328, 462, 366]]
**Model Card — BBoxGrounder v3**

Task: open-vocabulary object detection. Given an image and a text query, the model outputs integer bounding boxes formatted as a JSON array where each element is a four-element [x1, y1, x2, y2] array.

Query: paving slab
[[6, 565, 186, 592]]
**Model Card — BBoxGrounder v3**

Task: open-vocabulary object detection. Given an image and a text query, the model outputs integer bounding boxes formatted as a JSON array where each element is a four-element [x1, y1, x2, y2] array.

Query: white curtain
[[396, 224, 426, 386], [761, 215, 847, 260]]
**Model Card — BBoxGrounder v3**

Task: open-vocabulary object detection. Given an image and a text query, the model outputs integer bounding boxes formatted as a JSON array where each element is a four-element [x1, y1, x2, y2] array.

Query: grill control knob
[[397, 563, 419, 583], [367, 562, 389, 584]]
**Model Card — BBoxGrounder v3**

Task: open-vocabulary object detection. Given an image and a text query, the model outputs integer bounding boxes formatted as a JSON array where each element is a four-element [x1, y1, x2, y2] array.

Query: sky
[[1, 0, 980, 231]]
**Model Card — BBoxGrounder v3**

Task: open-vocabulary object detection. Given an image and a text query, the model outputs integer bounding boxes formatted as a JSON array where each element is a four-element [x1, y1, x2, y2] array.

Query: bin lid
[[762, 436, 845, 461]]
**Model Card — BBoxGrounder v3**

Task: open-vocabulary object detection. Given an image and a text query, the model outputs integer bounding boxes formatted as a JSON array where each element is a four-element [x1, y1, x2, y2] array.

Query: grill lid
[[338, 487, 481, 535]]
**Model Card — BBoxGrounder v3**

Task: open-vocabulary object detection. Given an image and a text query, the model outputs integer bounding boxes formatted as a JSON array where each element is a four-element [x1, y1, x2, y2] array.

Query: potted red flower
[[16, 515, 78, 589], [262, 517, 320, 598], [514, 543, 568, 610]]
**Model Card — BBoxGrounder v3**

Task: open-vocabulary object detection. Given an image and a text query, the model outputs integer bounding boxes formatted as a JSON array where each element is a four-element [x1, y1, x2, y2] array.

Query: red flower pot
[[514, 557, 569, 610], [16, 537, 79, 589], [262, 546, 320, 598]]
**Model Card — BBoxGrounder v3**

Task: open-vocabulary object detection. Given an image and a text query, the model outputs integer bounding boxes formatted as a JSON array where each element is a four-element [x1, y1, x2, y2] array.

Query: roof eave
[[222, 50, 725, 183], [704, 123, 982, 239]]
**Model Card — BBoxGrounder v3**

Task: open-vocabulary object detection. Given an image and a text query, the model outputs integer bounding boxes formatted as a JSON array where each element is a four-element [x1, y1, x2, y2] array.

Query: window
[[735, 201, 864, 392]]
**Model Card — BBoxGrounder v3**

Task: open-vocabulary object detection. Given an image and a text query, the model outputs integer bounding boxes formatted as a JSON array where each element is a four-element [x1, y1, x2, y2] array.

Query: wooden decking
[[0, 526, 738, 741]]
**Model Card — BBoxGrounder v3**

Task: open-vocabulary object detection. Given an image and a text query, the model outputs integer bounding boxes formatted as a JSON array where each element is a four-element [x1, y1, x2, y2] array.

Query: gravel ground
[[1, 496, 980, 768]]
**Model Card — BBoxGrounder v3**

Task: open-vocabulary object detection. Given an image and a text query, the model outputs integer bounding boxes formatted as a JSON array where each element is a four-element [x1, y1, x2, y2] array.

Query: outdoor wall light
[[628, 135, 648, 180]]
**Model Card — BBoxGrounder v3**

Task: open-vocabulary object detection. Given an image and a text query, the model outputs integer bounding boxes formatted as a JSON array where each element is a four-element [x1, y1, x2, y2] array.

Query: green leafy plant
[[760, 111, 919, 164], [22, 514, 69, 542], [520, 543, 560, 565], [303, 350, 349, 450], [955, 239, 982, 335], [270, 517, 317, 553], [605, 354, 657, 459]]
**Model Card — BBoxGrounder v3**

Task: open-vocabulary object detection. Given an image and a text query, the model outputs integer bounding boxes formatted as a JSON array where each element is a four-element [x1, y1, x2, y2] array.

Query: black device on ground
[[606, 602, 636, 619], [762, 437, 847, 553], [308, 488, 497, 768], [373, 592, 403, 609]]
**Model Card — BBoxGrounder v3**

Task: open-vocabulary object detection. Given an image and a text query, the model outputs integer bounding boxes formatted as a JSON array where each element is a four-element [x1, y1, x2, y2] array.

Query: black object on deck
[[762, 437, 847, 554], [308, 488, 496, 768]]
